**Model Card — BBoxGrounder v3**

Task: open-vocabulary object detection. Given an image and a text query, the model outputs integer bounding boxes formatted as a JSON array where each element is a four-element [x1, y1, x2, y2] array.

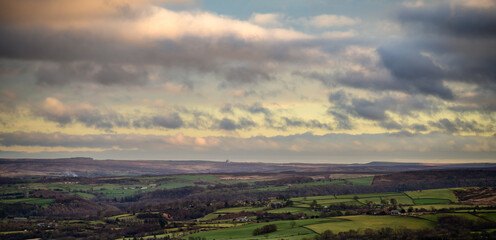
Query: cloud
[[238, 102, 272, 116], [151, 113, 184, 129], [379, 120, 403, 130], [399, 1, 496, 38], [429, 118, 492, 134], [281, 117, 333, 131], [298, 14, 360, 28], [327, 110, 352, 130], [295, 2, 496, 103], [0, 1, 327, 89], [1, 131, 495, 162], [377, 46, 453, 100], [327, 91, 437, 129], [35, 97, 128, 130], [249, 13, 284, 27], [375, 1, 496, 98], [36, 97, 188, 130], [36, 62, 148, 86], [217, 117, 256, 131]]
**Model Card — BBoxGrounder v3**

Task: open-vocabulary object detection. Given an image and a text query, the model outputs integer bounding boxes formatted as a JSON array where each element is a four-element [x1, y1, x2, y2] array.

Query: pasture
[[306, 215, 435, 234], [187, 218, 341, 240]]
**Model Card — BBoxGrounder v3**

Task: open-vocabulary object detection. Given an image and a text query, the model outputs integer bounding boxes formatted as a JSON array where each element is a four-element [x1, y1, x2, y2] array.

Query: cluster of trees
[[253, 224, 277, 235]]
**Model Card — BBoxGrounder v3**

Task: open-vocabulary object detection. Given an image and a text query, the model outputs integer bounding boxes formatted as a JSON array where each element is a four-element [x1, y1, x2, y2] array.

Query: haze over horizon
[[1, 0, 495, 163]]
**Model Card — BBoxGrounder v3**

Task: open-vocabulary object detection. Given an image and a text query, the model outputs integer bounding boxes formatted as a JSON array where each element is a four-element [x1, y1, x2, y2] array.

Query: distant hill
[[0, 158, 495, 178]]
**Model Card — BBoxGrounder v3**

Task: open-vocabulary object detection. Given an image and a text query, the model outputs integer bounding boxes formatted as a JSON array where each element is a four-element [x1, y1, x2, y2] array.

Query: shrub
[[253, 224, 277, 235]]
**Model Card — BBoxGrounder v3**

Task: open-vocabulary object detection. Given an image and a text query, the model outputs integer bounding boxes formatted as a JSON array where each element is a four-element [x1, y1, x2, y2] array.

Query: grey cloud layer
[[1, 131, 495, 162]]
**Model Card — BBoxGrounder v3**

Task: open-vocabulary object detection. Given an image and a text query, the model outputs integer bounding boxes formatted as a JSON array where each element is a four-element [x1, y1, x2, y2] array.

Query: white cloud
[[249, 13, 285, 27], [321, 30, 357, 39], [299, 14, 361, 28]]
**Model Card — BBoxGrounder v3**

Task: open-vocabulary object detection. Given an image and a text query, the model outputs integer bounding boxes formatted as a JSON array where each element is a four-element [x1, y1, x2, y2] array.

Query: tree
[[253, 224, 277, 235], [319, 230, 335, 240]]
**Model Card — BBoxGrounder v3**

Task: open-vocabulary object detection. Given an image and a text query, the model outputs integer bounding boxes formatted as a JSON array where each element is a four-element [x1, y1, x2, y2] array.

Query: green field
[[187, 218, 342, 240], [412, 204, 477, 210], [292, 195, 337, 202], [306, 215, 435, 234], [0, 198, 55, 205], [358, 197, 382, 204], [406, 189, 458, 202], [173, 175, 219, 181], [382, 195, 415, 205], [480, 213, 496, 222], [336, 192, 404, 199], [73, 192, 96, 199], [267, 207, 320, 216], [346, 176, 374, 186], [215, 206, 267, 214], [198, 213, 221, 221], [413, 198, 452, 204], [419, 213, 487, 222], [304, 198, 359, 206]]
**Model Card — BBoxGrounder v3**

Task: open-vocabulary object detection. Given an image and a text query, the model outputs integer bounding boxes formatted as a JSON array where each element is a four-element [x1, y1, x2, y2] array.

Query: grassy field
[[303, 198, 359, 205], [306, 215, 435, 234], [73, 192, 96, 199], [292, 195, 337, 202], [215, 206, 267, 214], [346, 176, 374, 186], [418, 213, 487, 222], [173, 175, 219, 181], [198, 213, 221, 221], [382, 195, 414, 205], [413, 198, 452, 204], [412, 204, 478, 210], [480, 213, 496, 222], [187, 218, 342, 240], [0, 198, 55, 205], [336, 192, 404, 199], [266, 207, 320, 216], [406, 189, 457, 202]]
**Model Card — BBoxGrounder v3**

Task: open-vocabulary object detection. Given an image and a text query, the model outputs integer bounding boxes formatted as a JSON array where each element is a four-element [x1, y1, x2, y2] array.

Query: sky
[[0, 0, 495, 163]]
